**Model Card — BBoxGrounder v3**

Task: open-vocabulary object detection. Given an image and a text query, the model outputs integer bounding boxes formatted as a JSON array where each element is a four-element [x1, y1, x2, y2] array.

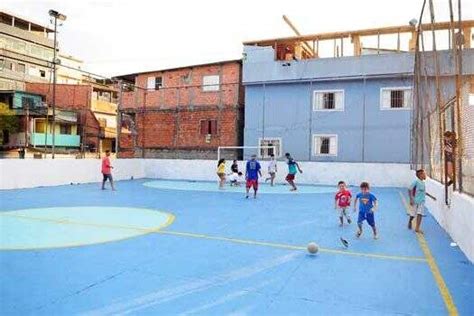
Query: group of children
[[218, 154, 428, 238], [334, 168, 428, 239], [216, 152, 303, 198]]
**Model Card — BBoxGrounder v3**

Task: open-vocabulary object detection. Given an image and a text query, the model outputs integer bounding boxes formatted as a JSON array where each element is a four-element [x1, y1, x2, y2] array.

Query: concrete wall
[[425, 178, 474, 263], [242, 47, 474, 84], [0, 159, 146, 190], [244, 78, 412, 162], [145, 159, 413, 187]]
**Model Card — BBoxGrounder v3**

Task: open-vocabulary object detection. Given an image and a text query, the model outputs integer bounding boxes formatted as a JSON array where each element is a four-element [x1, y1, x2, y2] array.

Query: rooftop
[[0, 10, 54, 33], [114, 59, 242, 82]]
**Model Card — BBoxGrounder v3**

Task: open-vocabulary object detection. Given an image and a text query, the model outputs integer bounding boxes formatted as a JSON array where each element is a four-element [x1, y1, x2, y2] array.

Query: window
[[35, 121, 46, 133], [16, 63, 26, 73], [200, 120, 218, 135], [259, 138, 282, 158], [60, 124, 72, 135], [469, 94, 474, 106], [155, 77, 163, 90], [147, 76, 163, 90], [313, 134, 338, 156], [21, 97, 35, 109], [313, 90, 344, 111], [202, 75, 220, 92], [380, 87, 412, 109], [39, 70, 46, 78]]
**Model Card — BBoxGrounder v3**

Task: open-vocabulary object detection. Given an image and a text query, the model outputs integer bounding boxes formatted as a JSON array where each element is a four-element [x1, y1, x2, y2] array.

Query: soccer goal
[[217, 146, 280, 162]]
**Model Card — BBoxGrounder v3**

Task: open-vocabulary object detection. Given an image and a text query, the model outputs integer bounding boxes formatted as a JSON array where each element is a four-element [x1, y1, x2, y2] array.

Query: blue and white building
[[242, 24, 474, 163]]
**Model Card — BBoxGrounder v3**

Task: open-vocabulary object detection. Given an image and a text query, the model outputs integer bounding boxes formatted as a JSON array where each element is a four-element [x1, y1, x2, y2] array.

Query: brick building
[[26, 81, 119, 155], [115, 59, 244, 159]]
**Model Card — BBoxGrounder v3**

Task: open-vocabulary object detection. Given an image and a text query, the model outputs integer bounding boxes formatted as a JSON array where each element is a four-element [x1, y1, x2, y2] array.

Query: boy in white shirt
[[265, 154, 277, 186], [229, 171, 244, 186]]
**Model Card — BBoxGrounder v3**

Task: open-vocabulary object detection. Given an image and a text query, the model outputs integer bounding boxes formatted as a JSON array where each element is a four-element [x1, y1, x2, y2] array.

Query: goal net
[[217, 146, 280, 172]]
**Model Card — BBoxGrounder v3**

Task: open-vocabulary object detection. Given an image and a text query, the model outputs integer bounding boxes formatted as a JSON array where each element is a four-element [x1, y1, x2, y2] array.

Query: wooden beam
[[282, 14, 315, 57], [243, 20, 474, 46], [409, 31, 417, 51], [351, 35, 361, 56], [463, 27, 471, 48]]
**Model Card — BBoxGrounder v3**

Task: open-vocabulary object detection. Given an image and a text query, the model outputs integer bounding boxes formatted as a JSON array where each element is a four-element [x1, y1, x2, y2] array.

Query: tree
[[0, 102, 19, 145]]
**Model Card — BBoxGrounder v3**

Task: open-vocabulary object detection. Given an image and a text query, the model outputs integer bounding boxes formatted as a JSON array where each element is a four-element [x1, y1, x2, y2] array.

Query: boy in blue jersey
[[408, 169, 427, 234], [245, 154, 262, 199], [353, 182, 378, 239]]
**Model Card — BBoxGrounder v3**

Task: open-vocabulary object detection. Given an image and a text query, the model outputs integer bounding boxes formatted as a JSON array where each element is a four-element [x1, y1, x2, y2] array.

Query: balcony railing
[[31, 133, 80, 147], [91, 99, 117, 114]]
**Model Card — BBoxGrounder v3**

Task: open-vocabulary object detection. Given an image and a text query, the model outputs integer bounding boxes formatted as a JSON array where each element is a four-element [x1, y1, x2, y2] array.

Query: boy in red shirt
[[335, 180, 352, 226], [101, 150, 115, 191]]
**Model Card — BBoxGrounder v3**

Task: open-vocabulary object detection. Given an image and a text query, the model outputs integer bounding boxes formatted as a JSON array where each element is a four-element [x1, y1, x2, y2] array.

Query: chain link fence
[[411, 0, 473, 198]]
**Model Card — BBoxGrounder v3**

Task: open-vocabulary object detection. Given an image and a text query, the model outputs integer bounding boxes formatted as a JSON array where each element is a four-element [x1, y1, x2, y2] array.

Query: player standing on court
[[245, 154, 262, 199], [285, 153, 302, 191]]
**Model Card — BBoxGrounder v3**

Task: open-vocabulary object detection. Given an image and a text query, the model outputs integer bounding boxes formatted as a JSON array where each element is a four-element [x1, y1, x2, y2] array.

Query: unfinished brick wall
[[25, 83, 101, 152], [118, 60, 244, 159]]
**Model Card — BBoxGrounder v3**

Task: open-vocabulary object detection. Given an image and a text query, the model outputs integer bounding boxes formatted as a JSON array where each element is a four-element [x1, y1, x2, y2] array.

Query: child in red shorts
[[335, 180, 352, 226], [245, 154, 262, 199]]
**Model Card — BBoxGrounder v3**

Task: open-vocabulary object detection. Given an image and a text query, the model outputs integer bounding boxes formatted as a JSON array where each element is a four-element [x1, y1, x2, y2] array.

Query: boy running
[[408, 169, 427, 234], [335, 181, 352, 226], [354, 182, 378, 239], [231, 160, 239, 174], [284, 153, 302, 191], [265, 154, 278, 186], [245, 154, 262, 199], [101, 150, 115, 191]]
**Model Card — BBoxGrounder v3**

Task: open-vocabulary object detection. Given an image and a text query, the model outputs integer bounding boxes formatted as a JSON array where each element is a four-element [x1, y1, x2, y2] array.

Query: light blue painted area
[[242, 48, 474, 163], [244, 79, 412, 162], [9, 91, 44, 109], [243, 47, 474, 84], [0, 180, 473, 315], [143, 179, 336, 194], [0, 207, 171, 250], [30, 133, 81, 147]]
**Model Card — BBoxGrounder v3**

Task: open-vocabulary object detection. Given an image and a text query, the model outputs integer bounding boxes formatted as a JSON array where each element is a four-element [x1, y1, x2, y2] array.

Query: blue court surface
[[1, 179, 473, 315]]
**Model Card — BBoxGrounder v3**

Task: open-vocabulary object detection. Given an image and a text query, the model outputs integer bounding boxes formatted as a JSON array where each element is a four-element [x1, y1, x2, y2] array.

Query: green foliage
[[0, 102, 19, 134]]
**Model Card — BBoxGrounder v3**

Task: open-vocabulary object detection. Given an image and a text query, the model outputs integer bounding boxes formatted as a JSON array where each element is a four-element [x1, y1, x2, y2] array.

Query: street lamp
[[49, 9, 66, 159]]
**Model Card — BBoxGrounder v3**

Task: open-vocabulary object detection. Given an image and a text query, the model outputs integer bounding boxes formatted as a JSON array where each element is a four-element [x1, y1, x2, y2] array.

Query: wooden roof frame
[[243, 20, 474, 46]]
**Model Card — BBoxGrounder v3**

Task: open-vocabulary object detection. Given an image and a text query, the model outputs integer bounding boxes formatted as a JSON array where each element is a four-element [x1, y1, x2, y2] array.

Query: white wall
[[425, 178, 474, 263], [145, 159, 413, 187], [0, 159, 146, 190]]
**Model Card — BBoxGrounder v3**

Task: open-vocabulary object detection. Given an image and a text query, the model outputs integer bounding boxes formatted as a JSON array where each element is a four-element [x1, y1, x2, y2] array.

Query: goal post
[[217, 146, 279, 162]]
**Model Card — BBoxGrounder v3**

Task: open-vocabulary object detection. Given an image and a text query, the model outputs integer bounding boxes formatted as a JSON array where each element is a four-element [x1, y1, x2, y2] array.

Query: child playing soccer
[[353, 182, 378, 239], [284, 153, 302, 191], [265, 154, 277, 186], [408, 169, 427, 234], [245, 154, 262, 199], [229, 171, 244, 186], [101, 150, 115, 191], [231, 160, 239, 174], [217, 159, 226, 189], [335, 181, 352, 226]]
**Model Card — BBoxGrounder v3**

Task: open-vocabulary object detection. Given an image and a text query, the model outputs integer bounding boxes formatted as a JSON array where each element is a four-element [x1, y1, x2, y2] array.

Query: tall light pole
[[48, 10, 66, 159]]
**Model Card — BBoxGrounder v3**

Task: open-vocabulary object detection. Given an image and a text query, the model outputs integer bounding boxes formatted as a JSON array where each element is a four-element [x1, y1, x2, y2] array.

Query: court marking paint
[[398, 191, 459, 316], [0, 207, 175, 251], [143, 180, 336, 194], [1, 210, 425, 263]]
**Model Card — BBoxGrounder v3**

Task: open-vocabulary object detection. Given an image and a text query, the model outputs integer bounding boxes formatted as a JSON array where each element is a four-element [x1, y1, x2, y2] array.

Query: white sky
[[3, 0, 473, 77]]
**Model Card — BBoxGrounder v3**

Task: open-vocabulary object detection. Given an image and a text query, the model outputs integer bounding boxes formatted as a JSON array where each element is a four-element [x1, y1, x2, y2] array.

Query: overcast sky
[[3, 0, 473, 77]]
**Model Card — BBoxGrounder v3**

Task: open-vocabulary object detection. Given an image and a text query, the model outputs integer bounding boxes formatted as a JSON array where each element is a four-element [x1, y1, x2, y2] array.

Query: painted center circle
[[0, 207, 174, 250], [143, 180, 335, 194]]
